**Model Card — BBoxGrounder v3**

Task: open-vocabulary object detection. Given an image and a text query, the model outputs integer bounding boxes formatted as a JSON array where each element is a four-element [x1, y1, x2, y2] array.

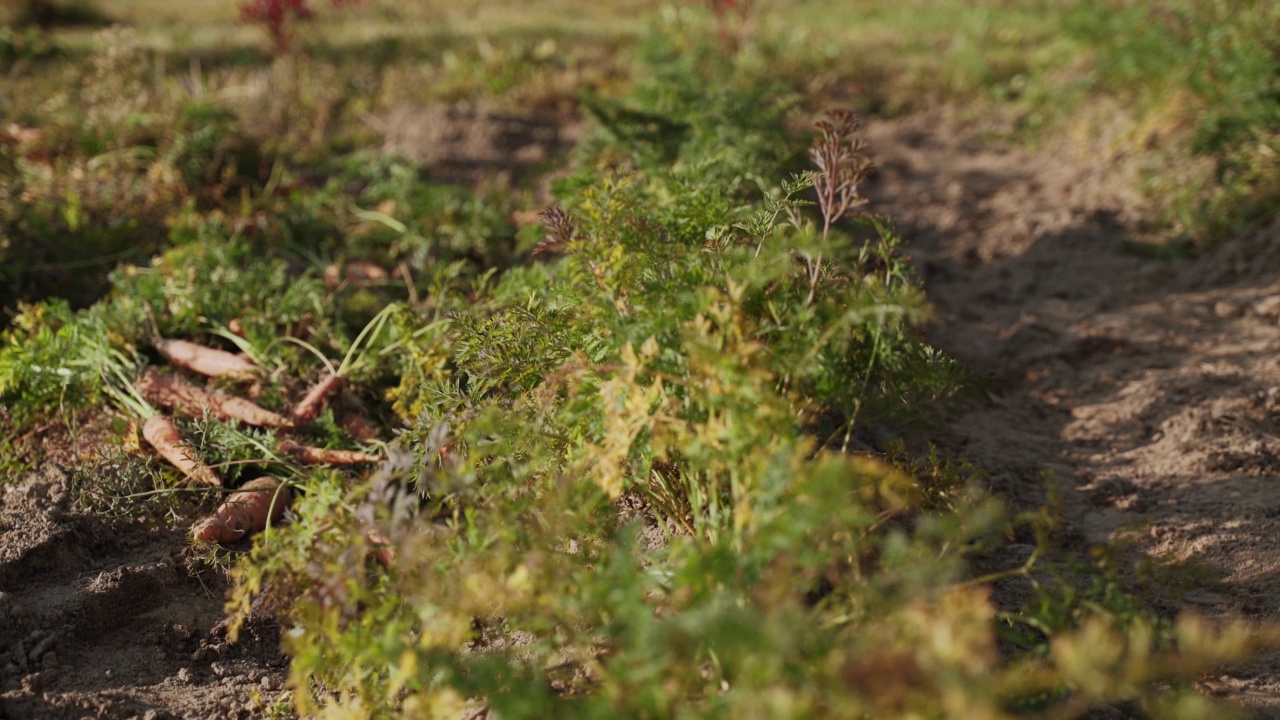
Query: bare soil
[[0, 465, 287, 720], [5, 109, 1280, 717], [376, 100, 581, 190], [864, 111, 1280, 717]]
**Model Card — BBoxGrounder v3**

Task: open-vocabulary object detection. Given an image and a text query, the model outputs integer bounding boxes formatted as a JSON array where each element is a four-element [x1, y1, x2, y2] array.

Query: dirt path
[[865, 112, 1280, 716]]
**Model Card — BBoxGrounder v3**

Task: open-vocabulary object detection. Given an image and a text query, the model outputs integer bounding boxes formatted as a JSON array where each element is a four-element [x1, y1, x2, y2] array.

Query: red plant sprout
[[238, 0, 361, 55]]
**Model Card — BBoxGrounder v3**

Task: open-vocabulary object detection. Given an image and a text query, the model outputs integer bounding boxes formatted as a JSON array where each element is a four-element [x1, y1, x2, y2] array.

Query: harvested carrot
[[155, 338, 260, 380], [286, 319, 313, 340], [337, 408, 381, 442], [193, 476, 292, 544], [0, 124, 41, 145], [290, 373, 344, 426], [366, 528, 396, 568], [137, 368, 291, 428], [142, 414, 222, 488], [324, 260, 389, 289], [277, 440, 379, 465]]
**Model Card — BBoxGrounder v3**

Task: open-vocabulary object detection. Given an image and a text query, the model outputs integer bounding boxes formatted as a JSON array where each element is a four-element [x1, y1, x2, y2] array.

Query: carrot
[[192, 476, 292, 544], [366, 528, 396, 568], [286, 319, 313, 340], [324, 260, 390, 289], [155, 338, 260, 380], [287, 304, 395, 426], [337, 408, 381, 442], [290, 373, 344, 426], [142, 414, 222, 488], [137, 368, 292, 428], [277, 440, 380, 465]]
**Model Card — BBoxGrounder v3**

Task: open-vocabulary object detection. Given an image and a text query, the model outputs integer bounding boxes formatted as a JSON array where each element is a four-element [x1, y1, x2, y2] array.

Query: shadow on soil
[[863, 112, 1280, 714]]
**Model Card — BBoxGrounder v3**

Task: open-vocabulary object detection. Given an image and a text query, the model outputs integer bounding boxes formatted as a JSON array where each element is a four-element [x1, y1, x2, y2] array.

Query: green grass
[[9, 0, 1276, 247], [728, 0, 1280, 241]]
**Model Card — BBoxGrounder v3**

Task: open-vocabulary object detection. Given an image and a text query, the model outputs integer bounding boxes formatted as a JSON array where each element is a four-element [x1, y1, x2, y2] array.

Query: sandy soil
[[5, 109, 1280, 717], [864, 112, 1280, 717]]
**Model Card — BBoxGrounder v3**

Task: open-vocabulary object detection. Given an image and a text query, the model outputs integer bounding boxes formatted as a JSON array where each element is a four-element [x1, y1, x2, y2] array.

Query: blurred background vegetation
[[2, 0, 1278, 317]]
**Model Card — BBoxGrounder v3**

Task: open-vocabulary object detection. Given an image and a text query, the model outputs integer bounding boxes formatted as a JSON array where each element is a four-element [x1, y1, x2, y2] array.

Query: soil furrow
[[866, 112, 1280, 716]]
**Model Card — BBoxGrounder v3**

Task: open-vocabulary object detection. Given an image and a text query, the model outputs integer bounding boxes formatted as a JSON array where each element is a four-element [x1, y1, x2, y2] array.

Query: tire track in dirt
[[865, 112, 1280, 716]]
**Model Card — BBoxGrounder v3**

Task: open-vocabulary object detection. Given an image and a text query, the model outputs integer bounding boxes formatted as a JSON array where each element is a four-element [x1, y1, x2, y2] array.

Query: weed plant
[[2, 5, 1278, 717], [227, 29, 1276, 719]]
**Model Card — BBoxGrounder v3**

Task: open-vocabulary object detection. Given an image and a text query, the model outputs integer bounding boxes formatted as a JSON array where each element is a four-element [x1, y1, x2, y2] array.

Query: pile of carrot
[[132, 336, 385, 546]]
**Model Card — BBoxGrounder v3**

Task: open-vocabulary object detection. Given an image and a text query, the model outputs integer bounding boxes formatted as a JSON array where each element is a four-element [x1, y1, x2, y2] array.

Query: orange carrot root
[[366, 528, 396, 567], [277, 440, 380, 465], [137, 368, 291, 428], [337, 408, 381, 442], [155, 338, 260, 380], [290, 374, 344, 426], [193, 476, 292, 544], [324, 260, 390, 289], [142, 414, 222, 488]]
